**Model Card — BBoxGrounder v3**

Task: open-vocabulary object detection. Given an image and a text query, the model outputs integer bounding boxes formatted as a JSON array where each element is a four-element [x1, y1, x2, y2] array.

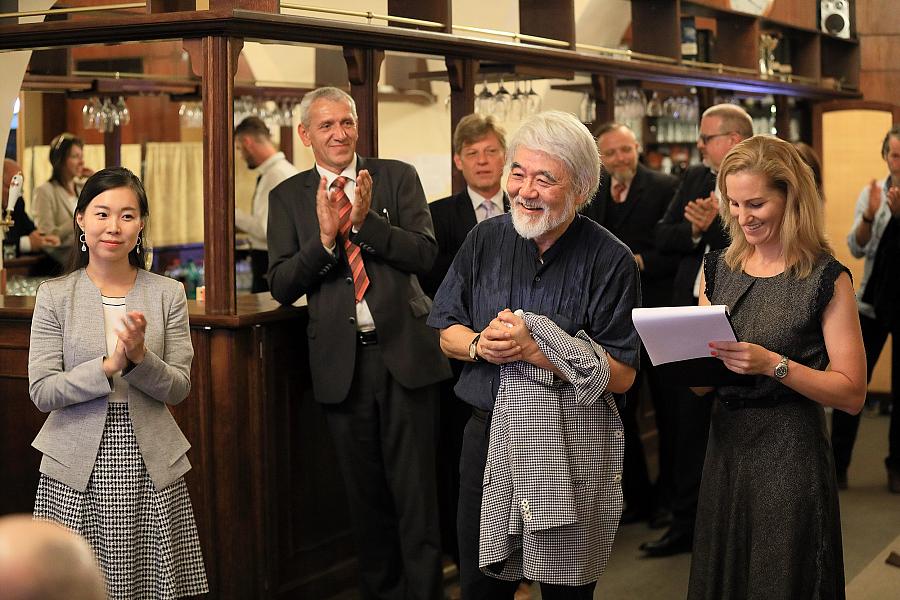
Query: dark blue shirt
[[427, 213, 642, 410]]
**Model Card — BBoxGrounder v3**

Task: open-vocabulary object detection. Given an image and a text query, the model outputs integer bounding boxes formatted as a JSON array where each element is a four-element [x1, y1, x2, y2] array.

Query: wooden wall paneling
[[519, 0, 575, 50], [172, 328, 217, 596], [631, 0, 681, 61], [187, 35, 241, 315], [388, 0, 451, 33], [0, 319, 43, 517], [714, 13, 759, 71], [343, 47, 385, 159], [767, 1, 816, 29], [446, 57, 475, 194], [41, 94, 67, 145], [856, 1, 900, 36]]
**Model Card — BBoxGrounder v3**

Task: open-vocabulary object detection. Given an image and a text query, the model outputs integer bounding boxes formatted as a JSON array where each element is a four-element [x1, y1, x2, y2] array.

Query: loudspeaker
[[820, 0, 851, 39]]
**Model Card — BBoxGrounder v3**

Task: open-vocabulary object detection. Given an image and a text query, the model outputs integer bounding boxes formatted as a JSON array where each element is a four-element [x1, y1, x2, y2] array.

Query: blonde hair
[[717, 135, 831, 279]]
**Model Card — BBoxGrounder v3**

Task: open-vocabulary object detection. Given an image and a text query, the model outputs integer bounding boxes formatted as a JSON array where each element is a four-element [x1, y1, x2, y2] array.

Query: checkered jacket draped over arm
[[479, 313, 625, 586]]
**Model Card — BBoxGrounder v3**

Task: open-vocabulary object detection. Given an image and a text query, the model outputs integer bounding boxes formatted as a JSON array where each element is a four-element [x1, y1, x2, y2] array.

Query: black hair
[[48, 133, 85, 187], [67, 167, 150, 274]]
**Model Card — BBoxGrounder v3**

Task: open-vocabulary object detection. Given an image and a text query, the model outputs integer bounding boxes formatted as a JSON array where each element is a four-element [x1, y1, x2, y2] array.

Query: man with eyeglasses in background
[[582, 123, 679, 530], [641, 103, 753, 557]]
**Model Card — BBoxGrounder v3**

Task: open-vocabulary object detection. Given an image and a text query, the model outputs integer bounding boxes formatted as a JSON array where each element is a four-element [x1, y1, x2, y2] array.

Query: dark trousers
[[831, 312, 900, 472], [670, 388, 714, 537], [322, 343, 442, 600], [250, 249, 269, 293], [436, 369, 470, 566], [622, 350, 675, 512], [458, 411, 597, 600]]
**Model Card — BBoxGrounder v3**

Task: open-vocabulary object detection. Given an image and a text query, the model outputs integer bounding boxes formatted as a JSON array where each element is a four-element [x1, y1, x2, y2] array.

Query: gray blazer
[[28, 268, 194, 492]]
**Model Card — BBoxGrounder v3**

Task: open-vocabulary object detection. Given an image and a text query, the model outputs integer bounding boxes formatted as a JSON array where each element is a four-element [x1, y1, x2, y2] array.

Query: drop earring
[[80, 233, 86, 252], [135, 235, 142, 254]]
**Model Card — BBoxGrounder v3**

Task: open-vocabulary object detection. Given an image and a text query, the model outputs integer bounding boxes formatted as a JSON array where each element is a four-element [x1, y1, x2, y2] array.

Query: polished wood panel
[[199, 36, 241, 314], [767, 1, 816, 29], [519, 0, 575, 50], [388, 0, 451, 33], [446, 56, 475, 194], [631, 0, 681, 60]]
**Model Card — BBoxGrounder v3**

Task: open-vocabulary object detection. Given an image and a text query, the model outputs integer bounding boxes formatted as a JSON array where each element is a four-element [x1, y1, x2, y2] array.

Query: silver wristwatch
[[468, 333, 482, 362], [774, 355, 789, 379]]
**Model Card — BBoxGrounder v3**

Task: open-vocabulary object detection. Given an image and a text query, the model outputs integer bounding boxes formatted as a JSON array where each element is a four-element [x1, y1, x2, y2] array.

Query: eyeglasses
[[698, 132, 735, 145]]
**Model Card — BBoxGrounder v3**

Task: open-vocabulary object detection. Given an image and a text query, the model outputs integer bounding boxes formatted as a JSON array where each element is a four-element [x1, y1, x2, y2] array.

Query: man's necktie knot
[[612, 181, 627, 204]]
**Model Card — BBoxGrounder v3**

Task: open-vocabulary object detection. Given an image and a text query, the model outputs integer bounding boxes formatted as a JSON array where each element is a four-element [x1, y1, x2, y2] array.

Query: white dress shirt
[[316, 156, 375, 332], [236, 152, 299, 251]]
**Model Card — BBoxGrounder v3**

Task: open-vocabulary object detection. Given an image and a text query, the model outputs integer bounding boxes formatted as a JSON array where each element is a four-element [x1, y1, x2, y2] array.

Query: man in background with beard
[[428, 111, 641, 599]]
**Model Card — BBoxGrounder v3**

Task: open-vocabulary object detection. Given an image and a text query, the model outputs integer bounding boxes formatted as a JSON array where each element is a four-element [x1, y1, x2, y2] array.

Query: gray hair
[[702, 103, 754, 140], [298, 87, 358, 128], [506, 110, 601, 202]]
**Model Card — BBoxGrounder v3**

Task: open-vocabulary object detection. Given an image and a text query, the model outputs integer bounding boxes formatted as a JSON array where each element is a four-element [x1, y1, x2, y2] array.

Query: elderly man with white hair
[[428, 110, 641, 600]]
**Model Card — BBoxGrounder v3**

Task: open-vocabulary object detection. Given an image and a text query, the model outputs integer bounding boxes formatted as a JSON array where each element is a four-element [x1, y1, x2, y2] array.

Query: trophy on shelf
[[0, 172, 22, 295], [758, 33, 779, 78]]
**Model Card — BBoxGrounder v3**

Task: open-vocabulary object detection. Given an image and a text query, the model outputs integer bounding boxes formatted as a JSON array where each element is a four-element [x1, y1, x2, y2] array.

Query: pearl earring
[[80, 233, 86, 252], [135, 236, 141, 254]]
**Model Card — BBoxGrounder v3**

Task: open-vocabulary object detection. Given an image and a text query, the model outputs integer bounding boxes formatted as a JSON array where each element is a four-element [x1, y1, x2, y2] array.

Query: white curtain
[[143, 142, 204, 247]]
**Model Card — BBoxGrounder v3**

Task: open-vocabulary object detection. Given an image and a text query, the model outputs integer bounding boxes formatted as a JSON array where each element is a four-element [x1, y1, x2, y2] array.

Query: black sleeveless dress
[[687, 249, 849, 600]]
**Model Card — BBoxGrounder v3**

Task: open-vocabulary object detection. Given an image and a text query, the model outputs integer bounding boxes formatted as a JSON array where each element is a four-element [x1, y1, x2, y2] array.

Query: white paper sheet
[[632, 305, 737, 366]]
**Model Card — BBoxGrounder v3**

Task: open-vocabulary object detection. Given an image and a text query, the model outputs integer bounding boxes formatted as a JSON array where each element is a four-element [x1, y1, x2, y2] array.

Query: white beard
[[510, 195, 573, 240]]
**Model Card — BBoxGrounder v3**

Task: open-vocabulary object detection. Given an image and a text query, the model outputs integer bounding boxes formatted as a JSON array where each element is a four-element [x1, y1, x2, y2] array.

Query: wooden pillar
[[343, 47, 384, 158], [104, 126, 121, 168], [519, 0, 575, 49], [697, 88, 717, 115], [184, 36, 242, 315], [279, 125, 293, 164], [591, 74, 616, 128], [446, 57, 476, 194]]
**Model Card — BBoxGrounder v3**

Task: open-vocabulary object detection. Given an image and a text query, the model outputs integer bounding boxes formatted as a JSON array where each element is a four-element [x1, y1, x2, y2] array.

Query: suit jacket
[[3, 196, 37, 253], [480, 314, 623, 585], [582, 164, 679, 308], [654, 164, 730, 306], [28, 269, 194, 492], [420, 188, 509, 298], [267, 155, 451, 405]]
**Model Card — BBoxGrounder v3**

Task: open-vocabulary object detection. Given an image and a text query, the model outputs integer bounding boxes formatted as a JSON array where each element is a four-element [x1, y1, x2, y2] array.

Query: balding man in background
[[0, 514, 105, 600]]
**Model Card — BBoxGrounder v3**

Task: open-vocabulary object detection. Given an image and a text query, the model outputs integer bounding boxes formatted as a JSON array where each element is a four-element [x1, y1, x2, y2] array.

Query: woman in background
[[689, 136, 866, 599], [32, 133, 85, 268], [29, 167, 208, 599]]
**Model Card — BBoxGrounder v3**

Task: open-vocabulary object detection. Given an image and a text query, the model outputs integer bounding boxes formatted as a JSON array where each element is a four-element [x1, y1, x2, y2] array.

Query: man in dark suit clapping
[[267, 87, 451, 600], [582, 123, 679, 529]]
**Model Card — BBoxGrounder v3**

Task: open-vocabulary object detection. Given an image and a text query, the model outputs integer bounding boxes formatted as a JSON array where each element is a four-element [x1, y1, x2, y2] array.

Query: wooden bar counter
[[0, 293, 355, 598]]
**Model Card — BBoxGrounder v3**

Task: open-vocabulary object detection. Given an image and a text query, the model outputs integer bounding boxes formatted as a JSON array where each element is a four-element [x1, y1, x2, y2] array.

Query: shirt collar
[[468, 186, 504, 213], [257, 152, 286, 176], [316, 155, 358, 188]]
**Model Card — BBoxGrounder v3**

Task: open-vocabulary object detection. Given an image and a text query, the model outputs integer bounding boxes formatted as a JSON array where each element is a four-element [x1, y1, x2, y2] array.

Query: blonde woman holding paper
[[690, 135, 866, 600]]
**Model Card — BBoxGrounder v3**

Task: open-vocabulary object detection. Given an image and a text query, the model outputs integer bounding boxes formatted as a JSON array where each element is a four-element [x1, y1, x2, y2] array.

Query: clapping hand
[[316, 176, 340, 248], [351, 169, 373, 229], [887, 186, 900, 217], [116, 311, 147, 365], [685, 193, 718, 237]]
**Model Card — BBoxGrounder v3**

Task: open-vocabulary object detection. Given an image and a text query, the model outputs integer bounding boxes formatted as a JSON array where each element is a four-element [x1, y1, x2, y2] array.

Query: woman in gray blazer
[[28, 168, 208, 599], [32, 133, 85, 269]]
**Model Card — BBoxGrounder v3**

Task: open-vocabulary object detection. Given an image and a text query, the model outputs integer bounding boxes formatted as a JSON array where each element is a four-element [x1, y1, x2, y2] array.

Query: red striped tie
[[333, 176, 370, 303]]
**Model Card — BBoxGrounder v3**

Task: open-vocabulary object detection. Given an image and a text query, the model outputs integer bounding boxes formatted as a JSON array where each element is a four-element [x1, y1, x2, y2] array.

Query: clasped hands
[[474, 309, 541, 366], [102, 311, 147, 377], [684, 193, 719, 237], [317, 170, 374, 248]]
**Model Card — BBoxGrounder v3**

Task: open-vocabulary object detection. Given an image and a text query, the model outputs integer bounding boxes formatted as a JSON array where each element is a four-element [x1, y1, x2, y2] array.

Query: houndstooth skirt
[[34, 403, 209, 599]]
